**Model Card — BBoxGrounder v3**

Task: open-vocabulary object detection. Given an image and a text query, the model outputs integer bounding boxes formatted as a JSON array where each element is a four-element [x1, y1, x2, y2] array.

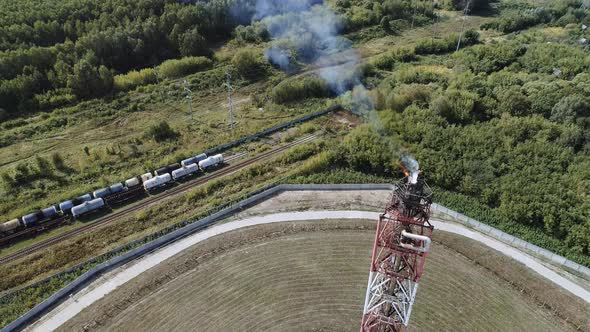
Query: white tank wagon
[[125, 177, 141, 188], [198, 154, 224, 169], [141, 172, 154, 183], [172, 163, 199, 180], [143, 173, 172, 191], [71, 198, 105, 218], [0, 219, 21, 233]]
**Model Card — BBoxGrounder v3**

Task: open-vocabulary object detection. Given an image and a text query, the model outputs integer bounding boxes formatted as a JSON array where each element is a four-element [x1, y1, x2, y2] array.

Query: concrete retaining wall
[[3, 184, 588, 332], [431, 203, 590, 276]]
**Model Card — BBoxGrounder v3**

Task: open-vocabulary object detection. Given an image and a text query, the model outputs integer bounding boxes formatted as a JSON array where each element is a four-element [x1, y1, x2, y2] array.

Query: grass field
[[57, 221, 582, 332]]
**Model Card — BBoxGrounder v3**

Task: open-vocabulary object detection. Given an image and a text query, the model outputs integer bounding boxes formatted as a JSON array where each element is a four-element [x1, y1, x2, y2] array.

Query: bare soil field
[[57, 220, 584, 332]]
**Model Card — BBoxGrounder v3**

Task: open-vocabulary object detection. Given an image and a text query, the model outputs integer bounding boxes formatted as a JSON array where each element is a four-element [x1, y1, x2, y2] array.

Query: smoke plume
[[402, 154, 420, 184], [244, 0, 419, 178]]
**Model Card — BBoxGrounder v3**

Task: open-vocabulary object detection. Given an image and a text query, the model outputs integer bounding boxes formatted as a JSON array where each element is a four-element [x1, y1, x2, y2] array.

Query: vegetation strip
[[0, 104, 338, 263], [0, 135, 317, 265]]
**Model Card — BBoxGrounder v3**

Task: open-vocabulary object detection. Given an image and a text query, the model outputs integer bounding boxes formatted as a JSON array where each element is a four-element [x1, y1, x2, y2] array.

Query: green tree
[[179, 28, 209, 57], [551, 95, 590, 128], [497, 87, 531, 117]]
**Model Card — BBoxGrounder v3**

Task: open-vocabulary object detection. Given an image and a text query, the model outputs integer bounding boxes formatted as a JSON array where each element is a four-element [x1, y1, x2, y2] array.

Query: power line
[[456, 0, 471, 52], [183, 80, 194, 125]]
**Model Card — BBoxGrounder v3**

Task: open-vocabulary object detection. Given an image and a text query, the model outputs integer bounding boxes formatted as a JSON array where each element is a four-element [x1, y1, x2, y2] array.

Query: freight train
[[0, 153, 224, 245]]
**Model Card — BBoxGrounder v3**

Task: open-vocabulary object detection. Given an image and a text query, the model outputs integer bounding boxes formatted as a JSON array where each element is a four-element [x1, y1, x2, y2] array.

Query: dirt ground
[[225, 190, 391, 221], [57, 220, 584, 332]]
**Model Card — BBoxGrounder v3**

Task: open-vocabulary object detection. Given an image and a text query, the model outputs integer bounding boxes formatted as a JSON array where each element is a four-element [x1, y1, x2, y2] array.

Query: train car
[[155, 163, 182, 176], [41, 206, 58, 219], [21, 211, 45, 227], [198, 154, 224, 169], [143, 174, 172, 191], [0, 219, 21, 235], [59, 200, 74, 212], [59, 194, 93, 213], [71, 198, 105, 218], [172, 163, 199, 180], [141, 172, 154, 183], [125, 176, 141, 188], [107, 177, 145, 205], [93, 183, 125, 199], [181, 153, 207, 167]]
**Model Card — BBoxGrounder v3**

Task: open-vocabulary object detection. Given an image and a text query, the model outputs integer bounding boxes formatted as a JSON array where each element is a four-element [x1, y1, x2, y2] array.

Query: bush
[[34, 88, 76, 109], [114, 68, 157, 91], [146, 121, 179, 142], [234, 22, 270, 44], [336, 124, 396, 174], [232, 49, 265, 78], [372, 47, 416, 70], [481, 8, 554, 33], [51, 152, 66, 171], [430, 89, 479, 124], [271, 76, 333, 104], [394, 65, 451, 85], [518, 44, 590, 78], [386, 84, 433, 111], [415, 30, 479, 55], [158, 56, 213, 79]]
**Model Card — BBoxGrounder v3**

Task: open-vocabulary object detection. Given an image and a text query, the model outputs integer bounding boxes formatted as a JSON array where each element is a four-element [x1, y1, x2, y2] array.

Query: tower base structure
[[361, 177, 433, 332]]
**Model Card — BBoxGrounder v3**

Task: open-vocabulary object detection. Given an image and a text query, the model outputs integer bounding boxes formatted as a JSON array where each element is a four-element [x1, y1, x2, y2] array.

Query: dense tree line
[[0, 0, 265, 117], [481, 0, 590, 33], [338, 29, 590, 258]]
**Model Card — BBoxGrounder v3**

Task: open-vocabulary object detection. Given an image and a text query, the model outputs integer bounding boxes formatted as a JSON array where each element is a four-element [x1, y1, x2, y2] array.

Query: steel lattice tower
[[361, 176, 434, 332]]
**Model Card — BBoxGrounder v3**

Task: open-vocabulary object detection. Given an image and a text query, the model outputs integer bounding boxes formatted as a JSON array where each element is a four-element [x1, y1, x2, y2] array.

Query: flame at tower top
[[401, 154, 419, 185]]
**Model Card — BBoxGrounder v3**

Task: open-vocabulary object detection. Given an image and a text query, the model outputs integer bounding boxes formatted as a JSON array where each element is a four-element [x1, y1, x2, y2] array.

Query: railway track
[[0, 135, 317, 265]]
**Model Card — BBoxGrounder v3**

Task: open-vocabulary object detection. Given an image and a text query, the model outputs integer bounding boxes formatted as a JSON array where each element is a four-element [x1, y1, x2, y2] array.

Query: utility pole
[[411, 0, 418, 29], [432, 0, 439, 41], [225, 72, 235, 130], [183, 80, 194, 124], [153, 66, 159, 85], [456, 0, 471, 52]]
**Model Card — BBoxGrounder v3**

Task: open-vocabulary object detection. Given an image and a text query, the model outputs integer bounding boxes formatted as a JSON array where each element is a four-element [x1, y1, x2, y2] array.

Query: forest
[[1, 0, 590, 327], [0, 0, 589, 266]]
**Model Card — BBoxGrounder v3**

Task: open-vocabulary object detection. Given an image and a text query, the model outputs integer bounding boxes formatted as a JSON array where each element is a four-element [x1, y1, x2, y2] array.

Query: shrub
[[386, 84, 433, 111], [372, 47, 416, 70], [113, 68, 157, 91], [481, 8, 554, 33], [34, 88, 77, 109], [234, 22, 270, 43], [232, 49, 265, 78], [271, 76, 333, 104], [518, 44, 590, 78], [158, 56, 213, 79], [146, 121, 179, 142], [394, 65, 451, 85], [51, 152, 66, 171], [430, 89, 479, 124], [415, 30, 479, 55], [336, 124, 396, 174]]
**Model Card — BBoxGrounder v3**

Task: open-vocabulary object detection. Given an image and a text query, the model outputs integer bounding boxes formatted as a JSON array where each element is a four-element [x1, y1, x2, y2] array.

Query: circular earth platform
[[58, 220, 577, 332]]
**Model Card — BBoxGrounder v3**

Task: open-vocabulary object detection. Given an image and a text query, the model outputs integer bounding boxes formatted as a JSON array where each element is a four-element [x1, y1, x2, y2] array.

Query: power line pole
[[456, 0, 471, 52], [225, 72, 235, 130], [183, 80, 194, 124], [432, 0, 438, 41], [411, 0, 418, 29]]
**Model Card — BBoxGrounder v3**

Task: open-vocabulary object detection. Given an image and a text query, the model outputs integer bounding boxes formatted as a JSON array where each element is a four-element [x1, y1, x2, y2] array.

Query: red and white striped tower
[[361, 174, 433, 332]]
